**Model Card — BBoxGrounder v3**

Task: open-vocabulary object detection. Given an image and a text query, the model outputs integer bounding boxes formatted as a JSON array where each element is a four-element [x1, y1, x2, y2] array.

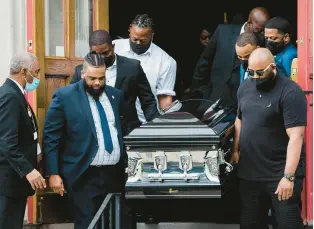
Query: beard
[[83, 80, 105, 100]]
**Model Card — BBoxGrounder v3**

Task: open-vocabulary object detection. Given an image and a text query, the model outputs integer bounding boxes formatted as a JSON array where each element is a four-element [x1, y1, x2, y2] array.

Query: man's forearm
[[284, 136, 303, 174], [233, 118, 241, 153]]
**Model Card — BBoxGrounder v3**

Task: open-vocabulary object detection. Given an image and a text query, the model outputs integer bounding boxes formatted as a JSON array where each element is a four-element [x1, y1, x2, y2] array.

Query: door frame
[[297, 0, 313, 225], [26, 0, 109, 224]]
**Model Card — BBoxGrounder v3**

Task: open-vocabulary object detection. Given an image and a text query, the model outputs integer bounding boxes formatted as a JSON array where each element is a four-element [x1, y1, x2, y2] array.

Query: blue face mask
[[25, 71, 40, 91]]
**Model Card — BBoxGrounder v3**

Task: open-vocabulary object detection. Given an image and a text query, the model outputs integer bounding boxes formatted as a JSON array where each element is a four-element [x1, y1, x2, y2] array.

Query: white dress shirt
[[87, 92, 120, 166], [106, 54, 117, 87], [113, 38, 177, 123], [240, 22, 247, 34]]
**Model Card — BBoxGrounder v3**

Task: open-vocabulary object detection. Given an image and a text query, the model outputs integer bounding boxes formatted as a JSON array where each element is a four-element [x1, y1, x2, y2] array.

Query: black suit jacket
[[71, 54, 159, 135], [191, 24, 242, 112], [0, 79, 38, 197]]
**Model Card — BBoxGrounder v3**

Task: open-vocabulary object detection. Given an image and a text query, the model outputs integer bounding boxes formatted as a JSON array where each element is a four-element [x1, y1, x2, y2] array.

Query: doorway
[[109, 0, 298, 97]]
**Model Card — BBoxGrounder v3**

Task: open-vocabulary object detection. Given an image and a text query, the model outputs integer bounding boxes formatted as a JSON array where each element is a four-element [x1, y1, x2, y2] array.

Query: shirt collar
[[274, 43, 294, 58], [8, 77, 24, 94], [240, 22, 248, 34], [107, 54, 117, 70]]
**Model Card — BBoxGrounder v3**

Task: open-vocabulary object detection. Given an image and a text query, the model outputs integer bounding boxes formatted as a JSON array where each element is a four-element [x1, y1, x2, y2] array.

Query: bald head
[[247, 7, 270, 33], [249, 48, 274, 69]]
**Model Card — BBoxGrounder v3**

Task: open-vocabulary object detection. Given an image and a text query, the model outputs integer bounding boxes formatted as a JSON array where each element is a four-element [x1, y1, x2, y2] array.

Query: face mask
[[265, 39, 285, 55], [241, 59, 248, 70], [103, 55, 114, 68], [252, 71, 276, 91], [129, 39, 151, 55], [25, 71, 40, 91], [254, 32, 265, 47]]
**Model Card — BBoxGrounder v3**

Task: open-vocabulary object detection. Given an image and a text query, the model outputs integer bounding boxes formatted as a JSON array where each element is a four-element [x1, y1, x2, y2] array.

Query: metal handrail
[[87, 193, 121, 229]]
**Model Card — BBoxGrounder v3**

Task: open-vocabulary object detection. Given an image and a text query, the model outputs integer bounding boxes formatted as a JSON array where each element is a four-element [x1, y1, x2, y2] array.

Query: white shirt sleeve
[[156, 56, 177, 96]]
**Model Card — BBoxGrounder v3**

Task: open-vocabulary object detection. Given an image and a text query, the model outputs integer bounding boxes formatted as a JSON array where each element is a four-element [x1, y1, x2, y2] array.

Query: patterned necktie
[[23, 91, 27, 100], [95, 99, 113, 154]]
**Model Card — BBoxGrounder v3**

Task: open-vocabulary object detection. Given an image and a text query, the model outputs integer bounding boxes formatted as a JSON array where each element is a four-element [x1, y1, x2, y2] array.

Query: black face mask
[[241, 59, 248, 70], [129, 39, 151, 55], [252, 71, 276, 92], [265, 39, 285, 55], [103, 55, 114, 68], [254, 32, 265, 47], [83, 80, 105, 100]]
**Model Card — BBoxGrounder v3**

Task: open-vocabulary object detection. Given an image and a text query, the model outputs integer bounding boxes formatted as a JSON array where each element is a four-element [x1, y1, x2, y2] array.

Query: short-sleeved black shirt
[[237, 75, 307, 181]]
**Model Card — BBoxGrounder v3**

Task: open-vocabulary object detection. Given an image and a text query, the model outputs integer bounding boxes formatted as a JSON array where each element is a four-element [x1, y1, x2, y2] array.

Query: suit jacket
[[43, 81, 126, 191], [70, 54, 159, 136], [191, 24, 242, 114], [0, 79, 38, 197]]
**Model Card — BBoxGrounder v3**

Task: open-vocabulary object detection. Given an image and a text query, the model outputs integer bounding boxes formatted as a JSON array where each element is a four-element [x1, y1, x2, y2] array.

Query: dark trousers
[[0, 195, 27, 229], [68, 166, 125, 229], [239, 178, 304, 229]]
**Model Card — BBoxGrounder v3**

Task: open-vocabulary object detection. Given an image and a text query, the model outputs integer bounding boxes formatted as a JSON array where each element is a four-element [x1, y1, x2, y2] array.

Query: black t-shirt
[[237, 76, 307, 181]]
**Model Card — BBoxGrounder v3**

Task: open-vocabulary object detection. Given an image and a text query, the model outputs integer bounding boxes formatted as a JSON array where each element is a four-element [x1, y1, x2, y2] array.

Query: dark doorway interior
[[109, 1, 297, 97]]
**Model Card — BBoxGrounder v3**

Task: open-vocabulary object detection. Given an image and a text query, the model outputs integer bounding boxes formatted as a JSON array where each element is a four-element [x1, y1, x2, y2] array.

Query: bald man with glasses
[[230, 48, 307, 229]]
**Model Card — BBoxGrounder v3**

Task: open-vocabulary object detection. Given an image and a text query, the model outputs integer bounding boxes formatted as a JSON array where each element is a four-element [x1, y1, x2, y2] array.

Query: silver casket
[[124, 100, 236, 199]]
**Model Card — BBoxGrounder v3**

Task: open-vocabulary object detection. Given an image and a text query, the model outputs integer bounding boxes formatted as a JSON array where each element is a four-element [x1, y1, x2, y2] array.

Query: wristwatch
[[283, 173, 295, 181]]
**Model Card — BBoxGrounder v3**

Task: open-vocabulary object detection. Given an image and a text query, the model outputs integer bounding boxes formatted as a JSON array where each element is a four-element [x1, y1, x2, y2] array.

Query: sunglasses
[[246, 63, 274, 78]]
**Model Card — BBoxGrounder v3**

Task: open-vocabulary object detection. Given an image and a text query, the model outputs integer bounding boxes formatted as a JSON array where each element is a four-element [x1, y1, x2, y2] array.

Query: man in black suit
[[70, 30, 159, 136], [43, 53, 127, 229], [0, 52, 46, 229], [188, 7, 270, 117]]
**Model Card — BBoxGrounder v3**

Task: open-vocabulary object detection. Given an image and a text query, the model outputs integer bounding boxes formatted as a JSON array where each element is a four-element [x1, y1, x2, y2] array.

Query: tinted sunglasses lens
[[247, 69, 255, 76], [256, 70, 264, 77], [201, 36, 209, 40]]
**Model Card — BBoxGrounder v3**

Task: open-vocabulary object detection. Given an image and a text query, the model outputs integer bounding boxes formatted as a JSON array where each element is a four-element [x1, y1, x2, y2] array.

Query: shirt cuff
[[156, 89, 176, 96], [37, 143, 42, 155]]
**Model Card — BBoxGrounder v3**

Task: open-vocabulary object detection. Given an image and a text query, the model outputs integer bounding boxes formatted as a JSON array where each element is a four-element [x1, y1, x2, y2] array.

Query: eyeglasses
[[246, 63, 274, 78]]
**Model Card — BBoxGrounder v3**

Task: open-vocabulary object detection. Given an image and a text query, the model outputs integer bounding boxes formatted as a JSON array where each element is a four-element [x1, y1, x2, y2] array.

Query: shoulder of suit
[[217, 24, 242, 32], [0, 85, 20, 103], [117, 54, 141, 66], [106, 85, 122, 98], [74, 64, 83, 71], [0, 82, 19, 96], [54, 82, 78, 97]]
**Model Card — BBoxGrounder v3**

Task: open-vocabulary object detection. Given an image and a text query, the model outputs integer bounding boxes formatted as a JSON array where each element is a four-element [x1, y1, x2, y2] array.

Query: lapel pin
[[112, 95, 115, 99]]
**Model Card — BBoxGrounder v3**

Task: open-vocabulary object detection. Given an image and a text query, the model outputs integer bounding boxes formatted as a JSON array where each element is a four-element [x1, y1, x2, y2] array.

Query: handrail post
[[101, 211, 105, 229], [109, 198, 114, 229], [87, 193, 121, 229], [115, 194, 121, 229]]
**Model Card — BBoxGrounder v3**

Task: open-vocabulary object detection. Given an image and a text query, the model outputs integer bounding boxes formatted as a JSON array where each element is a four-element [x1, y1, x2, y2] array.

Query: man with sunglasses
[[231, 48, 306, 229], [265, 17, 297, 77], [71, 30, 160, 136]]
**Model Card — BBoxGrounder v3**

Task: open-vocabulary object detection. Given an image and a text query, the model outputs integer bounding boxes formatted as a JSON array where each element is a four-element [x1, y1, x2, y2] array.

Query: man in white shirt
[[240, 7, 270, 46], [113, 14, 177, 123]]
